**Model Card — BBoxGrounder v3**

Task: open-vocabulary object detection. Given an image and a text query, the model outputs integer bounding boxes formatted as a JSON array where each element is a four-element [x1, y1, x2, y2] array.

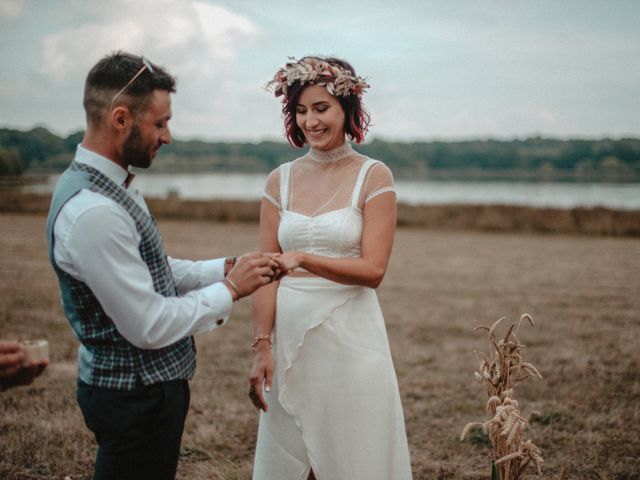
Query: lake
[[25, 173, 640, 210]]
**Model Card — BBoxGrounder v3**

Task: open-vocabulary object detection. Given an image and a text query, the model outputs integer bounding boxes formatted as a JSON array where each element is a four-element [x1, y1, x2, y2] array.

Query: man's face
[[122, 90, 172, 169]]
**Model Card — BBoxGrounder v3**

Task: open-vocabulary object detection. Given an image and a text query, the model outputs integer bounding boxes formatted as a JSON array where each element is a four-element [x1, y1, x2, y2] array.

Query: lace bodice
[[263, 148, 394, 259]]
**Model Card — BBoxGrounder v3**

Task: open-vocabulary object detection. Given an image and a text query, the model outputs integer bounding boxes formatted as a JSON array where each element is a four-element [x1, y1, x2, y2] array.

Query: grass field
[[1, 213, 639, 479]]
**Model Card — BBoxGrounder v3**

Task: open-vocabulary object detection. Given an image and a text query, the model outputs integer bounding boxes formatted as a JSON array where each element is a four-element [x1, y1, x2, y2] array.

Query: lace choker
[[308, 142, 356, 164]]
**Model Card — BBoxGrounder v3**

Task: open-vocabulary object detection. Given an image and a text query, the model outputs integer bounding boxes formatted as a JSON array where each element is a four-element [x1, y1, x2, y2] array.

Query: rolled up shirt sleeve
[[56, 201, 233, 350]]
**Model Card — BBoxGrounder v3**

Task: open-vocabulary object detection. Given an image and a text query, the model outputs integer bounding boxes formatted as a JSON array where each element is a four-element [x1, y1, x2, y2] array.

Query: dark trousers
[[77, 378, 190, 480]]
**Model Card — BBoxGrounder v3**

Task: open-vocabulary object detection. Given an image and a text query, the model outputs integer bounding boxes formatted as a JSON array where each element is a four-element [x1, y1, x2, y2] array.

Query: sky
[[1, 0, 639, 142]]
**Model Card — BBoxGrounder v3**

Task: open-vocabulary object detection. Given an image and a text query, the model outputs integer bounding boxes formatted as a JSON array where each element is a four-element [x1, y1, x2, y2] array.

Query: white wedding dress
[[253, 144, 413, 480]]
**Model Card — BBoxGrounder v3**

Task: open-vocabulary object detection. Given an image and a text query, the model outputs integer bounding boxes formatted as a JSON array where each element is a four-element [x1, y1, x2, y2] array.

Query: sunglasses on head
[[110, 57, 155, 110]]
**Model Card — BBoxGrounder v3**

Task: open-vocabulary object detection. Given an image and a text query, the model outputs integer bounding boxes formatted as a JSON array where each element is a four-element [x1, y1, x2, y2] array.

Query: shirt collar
[[74, 144, 132, 187]]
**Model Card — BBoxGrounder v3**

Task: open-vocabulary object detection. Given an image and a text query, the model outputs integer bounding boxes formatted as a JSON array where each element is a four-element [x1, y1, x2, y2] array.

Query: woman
[[249, 56, 412, 480]]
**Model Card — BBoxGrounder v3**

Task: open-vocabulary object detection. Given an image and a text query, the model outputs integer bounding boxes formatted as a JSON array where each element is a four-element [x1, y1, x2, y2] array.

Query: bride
[[249, 56, 413, 480]]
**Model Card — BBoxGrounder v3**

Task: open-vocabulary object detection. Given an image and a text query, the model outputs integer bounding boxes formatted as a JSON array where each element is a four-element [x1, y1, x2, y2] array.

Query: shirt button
[[216, 319, 224, 326]]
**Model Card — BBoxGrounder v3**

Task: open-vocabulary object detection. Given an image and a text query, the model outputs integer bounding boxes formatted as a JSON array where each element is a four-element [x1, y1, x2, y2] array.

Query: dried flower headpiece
[[265, 57, 370, 99]]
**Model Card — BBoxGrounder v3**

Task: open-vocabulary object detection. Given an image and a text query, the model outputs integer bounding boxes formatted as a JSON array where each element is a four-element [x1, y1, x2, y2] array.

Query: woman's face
[[295, 85, 346, 151]]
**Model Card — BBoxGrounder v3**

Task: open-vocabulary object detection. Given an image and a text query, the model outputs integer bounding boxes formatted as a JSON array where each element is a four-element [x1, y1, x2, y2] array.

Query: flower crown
[[265, 57, 370, 99]]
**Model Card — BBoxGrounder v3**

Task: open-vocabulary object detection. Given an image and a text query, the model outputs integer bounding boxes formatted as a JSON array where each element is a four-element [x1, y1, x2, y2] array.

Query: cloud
[[0, 0, 25, 21], [40, 0, 261, 82], [34, 0, 266, 139]]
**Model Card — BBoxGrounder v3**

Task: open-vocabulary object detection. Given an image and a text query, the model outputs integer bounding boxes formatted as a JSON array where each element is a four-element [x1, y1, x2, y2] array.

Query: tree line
[[2, 126, 639, 180]]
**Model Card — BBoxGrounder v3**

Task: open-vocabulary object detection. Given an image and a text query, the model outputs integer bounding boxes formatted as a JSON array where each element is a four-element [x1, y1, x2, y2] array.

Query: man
[[45, 51, 276, 480], [0, 340, 47, 391]]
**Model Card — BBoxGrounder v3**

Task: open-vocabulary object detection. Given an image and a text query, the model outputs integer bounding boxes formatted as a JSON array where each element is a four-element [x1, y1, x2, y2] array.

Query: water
[[26, 173, 640, 210]]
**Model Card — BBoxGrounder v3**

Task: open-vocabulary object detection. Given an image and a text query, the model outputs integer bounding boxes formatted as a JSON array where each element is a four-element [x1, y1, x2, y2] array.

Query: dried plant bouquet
[[461, 314, 544, 479]]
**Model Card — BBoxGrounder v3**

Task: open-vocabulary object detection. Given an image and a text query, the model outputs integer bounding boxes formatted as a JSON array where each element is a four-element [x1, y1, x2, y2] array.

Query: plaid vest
[[46, 161, 196, 390]]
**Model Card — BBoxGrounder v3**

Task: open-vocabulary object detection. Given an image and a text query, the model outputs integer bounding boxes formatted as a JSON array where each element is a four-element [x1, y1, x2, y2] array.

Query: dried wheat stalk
[[461, 314, 544, 479]]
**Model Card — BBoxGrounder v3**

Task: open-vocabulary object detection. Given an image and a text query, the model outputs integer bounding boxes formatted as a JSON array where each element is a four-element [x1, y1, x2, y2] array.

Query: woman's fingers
[[249, 378, 269, 411], [264, 367, 273, 393], [248, 384, 264, 410], [249, 351, 276, 411]]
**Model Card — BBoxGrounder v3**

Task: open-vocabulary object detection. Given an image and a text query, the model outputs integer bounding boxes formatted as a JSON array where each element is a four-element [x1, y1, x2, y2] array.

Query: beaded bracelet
[[251, 335, 272, 352]]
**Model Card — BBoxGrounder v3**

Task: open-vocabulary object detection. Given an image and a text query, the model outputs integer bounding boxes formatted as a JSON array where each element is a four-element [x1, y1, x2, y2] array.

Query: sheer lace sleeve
[[359, 161, 395, 207], [262, 167, 281, 209]]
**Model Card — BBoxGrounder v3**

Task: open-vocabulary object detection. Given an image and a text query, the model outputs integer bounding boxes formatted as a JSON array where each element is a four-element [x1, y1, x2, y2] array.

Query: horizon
[[3, 124, 639, 145]]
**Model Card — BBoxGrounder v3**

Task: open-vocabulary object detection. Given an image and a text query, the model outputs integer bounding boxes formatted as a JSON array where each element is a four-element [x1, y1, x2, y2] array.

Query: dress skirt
[[253, 276, 412, 480]]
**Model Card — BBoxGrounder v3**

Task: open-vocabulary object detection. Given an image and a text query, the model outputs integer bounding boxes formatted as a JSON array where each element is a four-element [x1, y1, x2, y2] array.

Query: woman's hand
[[274, 252, 303, 275], [249, 345, 275, 412]]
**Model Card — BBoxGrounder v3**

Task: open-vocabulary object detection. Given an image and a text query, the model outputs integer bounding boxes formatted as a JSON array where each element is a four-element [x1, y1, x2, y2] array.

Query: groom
[[46, 51, 276, 480]]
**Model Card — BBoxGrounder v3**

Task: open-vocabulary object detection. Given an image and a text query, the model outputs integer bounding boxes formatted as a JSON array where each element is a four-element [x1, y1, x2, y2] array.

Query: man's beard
[[122, 124, 154, 169]]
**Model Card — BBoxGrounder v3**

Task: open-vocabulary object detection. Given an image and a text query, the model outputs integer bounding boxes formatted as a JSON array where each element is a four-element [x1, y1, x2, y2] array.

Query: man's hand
[[0, 340, 48, 391], [225, 253, 279, 300], [0, 341, 24, 379]]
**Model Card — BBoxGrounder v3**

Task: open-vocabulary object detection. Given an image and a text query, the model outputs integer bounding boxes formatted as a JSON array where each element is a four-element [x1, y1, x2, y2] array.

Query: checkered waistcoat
[[46, 161, 196, 390]]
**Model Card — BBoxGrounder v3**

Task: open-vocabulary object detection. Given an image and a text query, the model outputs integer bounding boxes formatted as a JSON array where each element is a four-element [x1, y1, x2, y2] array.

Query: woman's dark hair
[[83, 50, 176, 125], [281, 57, 370, 148]]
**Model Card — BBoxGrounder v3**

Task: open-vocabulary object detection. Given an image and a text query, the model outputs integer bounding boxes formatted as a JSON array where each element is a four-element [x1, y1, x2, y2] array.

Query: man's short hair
[[83, 51, 177, 125]]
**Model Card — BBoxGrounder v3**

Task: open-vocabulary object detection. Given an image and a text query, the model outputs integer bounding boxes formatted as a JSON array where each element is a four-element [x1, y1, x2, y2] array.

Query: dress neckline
[[308, 142, 355, 164], [282, 206, 360, 219]]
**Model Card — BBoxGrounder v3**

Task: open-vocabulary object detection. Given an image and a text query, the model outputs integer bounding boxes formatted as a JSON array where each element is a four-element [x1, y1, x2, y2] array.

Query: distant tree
[[0, 127, 66, 168], [1, 126, 639, 179], [0, 147, 23, 175], [64, 131, 85, 151]]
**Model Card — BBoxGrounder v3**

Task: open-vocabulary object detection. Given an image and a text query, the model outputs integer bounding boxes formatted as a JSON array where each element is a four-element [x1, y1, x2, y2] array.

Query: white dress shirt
[[53, 145, 233, 349]]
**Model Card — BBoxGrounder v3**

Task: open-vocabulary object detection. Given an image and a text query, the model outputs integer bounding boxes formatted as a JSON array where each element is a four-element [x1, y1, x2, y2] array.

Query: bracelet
[[251, 335, 272, 352], [224, 256, 237, 277], [224, 278, 240, 300]]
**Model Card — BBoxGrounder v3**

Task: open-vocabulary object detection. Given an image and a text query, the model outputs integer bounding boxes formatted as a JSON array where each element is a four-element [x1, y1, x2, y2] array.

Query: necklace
[[308, 142, 356, 164]]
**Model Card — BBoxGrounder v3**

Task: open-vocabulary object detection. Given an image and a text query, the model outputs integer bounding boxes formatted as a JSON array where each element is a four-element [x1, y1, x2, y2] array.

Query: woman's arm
[[249, 198, 281, 411], [276, 191, 397, 288]]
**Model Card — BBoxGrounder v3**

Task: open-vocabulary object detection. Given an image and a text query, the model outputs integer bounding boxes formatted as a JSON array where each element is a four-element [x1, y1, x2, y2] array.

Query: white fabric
[[254, 152, 411, 479], [262, 149, 395, 214], [254, 277, 412, 480], [277, 160, 376, 261], [52, 145, 233, 350]]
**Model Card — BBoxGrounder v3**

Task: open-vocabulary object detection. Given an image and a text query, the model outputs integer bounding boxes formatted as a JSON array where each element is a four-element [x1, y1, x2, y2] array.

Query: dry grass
[[461, 315, 544, 479], [2, 191, 640, 236], [1, 213, 639, 479]]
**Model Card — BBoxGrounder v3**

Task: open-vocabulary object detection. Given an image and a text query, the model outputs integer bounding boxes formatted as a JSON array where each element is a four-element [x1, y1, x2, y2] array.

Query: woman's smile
[[305, 128, 328, 138]]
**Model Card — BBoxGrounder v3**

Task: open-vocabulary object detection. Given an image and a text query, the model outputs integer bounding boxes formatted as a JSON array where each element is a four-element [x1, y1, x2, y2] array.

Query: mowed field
[[1, 213, 639, 479]]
